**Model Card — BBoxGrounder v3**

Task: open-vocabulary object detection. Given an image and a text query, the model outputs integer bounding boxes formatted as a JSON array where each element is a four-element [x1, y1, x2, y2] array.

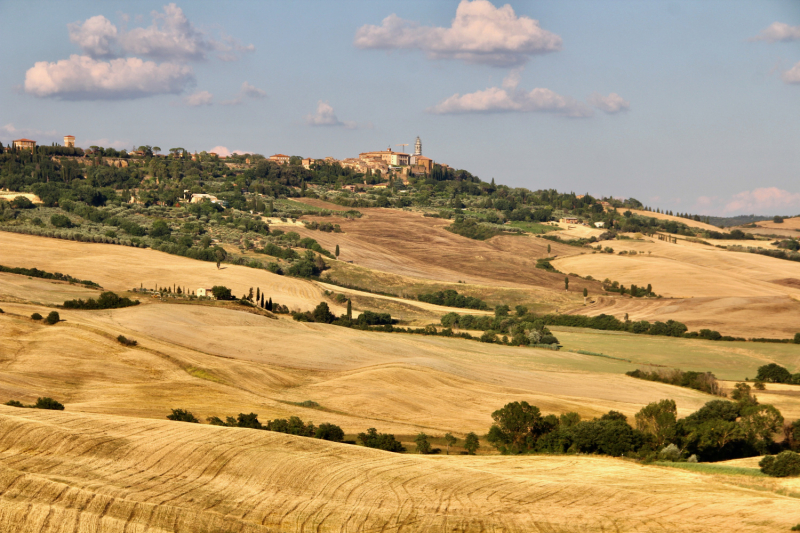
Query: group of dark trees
[[62, 291, 139, 310], [626, 368, 724, 396], [30, 310, 61, 324], [417, 289, 489, 310], [756, 363, 800, 385], [168, 409, 346, 442], [292, 301, 395, 329], [486, 392, 790, 463], [5, 397, 64, 410], [0, 264, 98, 287]]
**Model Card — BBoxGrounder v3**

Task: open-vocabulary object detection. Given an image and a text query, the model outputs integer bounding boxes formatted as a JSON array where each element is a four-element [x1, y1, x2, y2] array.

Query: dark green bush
[[31, 312, 43, 320], [759, 451, 800, 477], [358, 428, 405, 452], [35, 397, 64, 410], [62, 291, 138, 310], [117, 335, 138, 346], [315, 423, 345, 442], [167, 408, 199, 423], [44, 311, 60, 324]]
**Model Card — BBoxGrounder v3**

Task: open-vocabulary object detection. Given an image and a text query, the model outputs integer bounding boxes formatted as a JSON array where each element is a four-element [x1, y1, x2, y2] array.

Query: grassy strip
[[653, 461, 765, 477], [570, 349, 631, 362]]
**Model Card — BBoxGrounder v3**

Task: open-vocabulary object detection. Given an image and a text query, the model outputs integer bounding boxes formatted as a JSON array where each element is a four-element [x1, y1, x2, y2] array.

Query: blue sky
[[1, 0, 799, 215]]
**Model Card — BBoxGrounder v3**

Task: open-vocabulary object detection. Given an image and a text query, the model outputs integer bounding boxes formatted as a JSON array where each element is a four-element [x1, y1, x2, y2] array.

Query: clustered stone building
[[278, 136, 435, 184]]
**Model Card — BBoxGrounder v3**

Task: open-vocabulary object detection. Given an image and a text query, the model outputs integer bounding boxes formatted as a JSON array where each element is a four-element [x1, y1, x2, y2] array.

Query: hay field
[[627, 209, 722, 232], [0, 407, 798, 533], [0, 297, 720, 433]]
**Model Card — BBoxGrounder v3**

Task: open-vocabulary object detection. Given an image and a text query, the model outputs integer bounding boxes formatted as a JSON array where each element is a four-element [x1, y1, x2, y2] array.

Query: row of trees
[[486, 383, 795, 463]]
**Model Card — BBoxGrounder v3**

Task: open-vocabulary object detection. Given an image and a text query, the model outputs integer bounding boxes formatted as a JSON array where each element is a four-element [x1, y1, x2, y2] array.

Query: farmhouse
[[12, 139, 36, 151], [190, 193, 221, 204], [560, 217, 579, 224], [594, 221, 605, 228], [269, 154, 290, 165], [359, 148, 410, 166], [196, 288, 213, 297]]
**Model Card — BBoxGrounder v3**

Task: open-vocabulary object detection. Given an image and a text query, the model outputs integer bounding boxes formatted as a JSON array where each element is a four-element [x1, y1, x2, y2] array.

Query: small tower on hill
[[414, 136, 422, 155]]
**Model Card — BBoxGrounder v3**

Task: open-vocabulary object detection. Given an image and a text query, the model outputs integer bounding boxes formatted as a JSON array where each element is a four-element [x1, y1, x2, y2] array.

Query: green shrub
[[31, 312, 43, 320], [35, 397, 64, 410], [44, 311, 60, 324], [211, 285, 234, 300], [315, 423, 345, 442], [50, 214, 73, 228], [5, 400, 23, 407], [167, 408, 199, 423], [756, 363, 793, 384], [117, 335, 138, 346], [62, 291, 138, 310], [759, 451, 800, 477], [358, 428, 405, 452]]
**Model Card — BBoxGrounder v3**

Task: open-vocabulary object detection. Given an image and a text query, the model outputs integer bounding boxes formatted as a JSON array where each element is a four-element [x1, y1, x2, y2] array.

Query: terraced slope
[[0, 407, 798, 533]]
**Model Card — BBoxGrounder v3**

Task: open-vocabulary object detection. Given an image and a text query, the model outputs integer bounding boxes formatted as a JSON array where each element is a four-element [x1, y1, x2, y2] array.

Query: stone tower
[[64, 135, 75, 148], [414, 136, 422, 156]]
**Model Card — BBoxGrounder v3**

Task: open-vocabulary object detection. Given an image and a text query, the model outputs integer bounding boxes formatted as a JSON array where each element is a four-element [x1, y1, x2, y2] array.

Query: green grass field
[[653, 461, 766, 477], [552, 327, 800, 380], [507, 220, 557, 234]]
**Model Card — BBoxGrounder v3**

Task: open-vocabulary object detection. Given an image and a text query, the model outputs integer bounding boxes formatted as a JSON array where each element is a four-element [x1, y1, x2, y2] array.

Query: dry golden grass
[[0, 406, 798, 533]]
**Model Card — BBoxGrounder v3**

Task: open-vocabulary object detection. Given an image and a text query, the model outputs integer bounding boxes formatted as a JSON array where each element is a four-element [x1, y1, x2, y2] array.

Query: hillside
[[1, 407, 799, 533], [627, 209, 722, 232]]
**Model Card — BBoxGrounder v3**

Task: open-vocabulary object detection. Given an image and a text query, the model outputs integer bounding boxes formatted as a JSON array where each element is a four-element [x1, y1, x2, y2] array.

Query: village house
[[190, 193, 221, 204], [594, 221, 605, 228], [560, 217, 579, 224], [359, 148, 410, 167], [269, 154, 290, 165], [196, 288, 213, 297], [12, 139, 36, 151]]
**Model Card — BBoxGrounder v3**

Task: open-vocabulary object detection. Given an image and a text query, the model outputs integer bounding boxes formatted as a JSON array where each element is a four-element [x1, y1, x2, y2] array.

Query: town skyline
[[1, 1, 799, 215]]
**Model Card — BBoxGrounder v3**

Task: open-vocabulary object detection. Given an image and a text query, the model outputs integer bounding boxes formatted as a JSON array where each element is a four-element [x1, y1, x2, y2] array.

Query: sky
[[1, 0, 799, 216]]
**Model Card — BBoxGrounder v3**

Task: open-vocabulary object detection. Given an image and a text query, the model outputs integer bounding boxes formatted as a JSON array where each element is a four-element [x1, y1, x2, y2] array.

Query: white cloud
[[83, 138, 130, 150], [696, 187, 800, 215], [221, 81, 267, 105], [241, 81, 266, 98], [68, 15, 118, 57], [207, 146, 248, 157], [354, 0, 561, 67], [65, 4, 254, 62], [782, 61, 800, 84], [751, 22, 800, 42], [428, 71, 591, 117], [305, 101, 357, 128], [588, 92, 630, 113], [183, 90, 213, 106], [0, 123, 57, 142], [24, 54, 194, 100], [120, 3, 209, 61]]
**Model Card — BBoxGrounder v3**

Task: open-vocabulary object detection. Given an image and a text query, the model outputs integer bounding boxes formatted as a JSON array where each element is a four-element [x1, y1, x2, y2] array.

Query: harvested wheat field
[[627, 209, 722, 232], [0, 298, 721, 434], [0, 407, 798, 533]]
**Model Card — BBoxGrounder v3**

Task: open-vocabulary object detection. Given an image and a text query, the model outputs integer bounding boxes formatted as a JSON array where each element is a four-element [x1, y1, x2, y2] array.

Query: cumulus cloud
[[428, 70, 592, 117], [0, 123, 57, 142], [24, 55, 194, 100], [782, 61, 800, 84], [750, 22, 800, 42], [354, 0, 561, 67], [695, 187, 800, 215], [221, 81, 267, 105], [68, 15, 118, 57], [305, 101, 357, 128], [63, 3, 253, 63], [183, 90, 213, 106], [588, 92, 630, 113], [207, 146, 247, 157]]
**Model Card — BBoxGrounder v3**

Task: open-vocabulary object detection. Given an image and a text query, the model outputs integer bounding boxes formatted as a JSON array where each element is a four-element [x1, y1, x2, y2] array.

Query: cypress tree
[[335, 244, 339, 257], [346, 299, 352, 321], [268, 297, 273, 311], [256, 287, 260, 300]]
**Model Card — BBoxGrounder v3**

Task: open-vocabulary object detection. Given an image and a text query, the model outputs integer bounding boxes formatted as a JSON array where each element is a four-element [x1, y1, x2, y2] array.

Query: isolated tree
[[256, 287, 260, 301], [214, 248, 227, 269], [547, 244, 551, 254], [260, 294, 265, 308], [335, 244, 340, 258], [45, 311, 60, 324], [35, 397, 64, 410], [167, 409, 199, 423], [415, 432, 432, 454], [756, 363, 792, 384], [464, 432, 480, 455], [794, 332, 800, 345], [152, 146, 161, 155], [583, 288, 588, 298], [268, 297, 273, 311], [731, 382, 758, 407], [634, 399, 677, 448], [487, 401, 548, 453], [444, 433, 457, 455], [346, 299, 352, 321], [564, 276, 569, 291]]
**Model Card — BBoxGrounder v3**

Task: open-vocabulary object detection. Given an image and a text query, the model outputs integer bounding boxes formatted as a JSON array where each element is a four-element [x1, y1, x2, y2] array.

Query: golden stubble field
[[0, 407, 798, 533], [2, 231, 800, 531]]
